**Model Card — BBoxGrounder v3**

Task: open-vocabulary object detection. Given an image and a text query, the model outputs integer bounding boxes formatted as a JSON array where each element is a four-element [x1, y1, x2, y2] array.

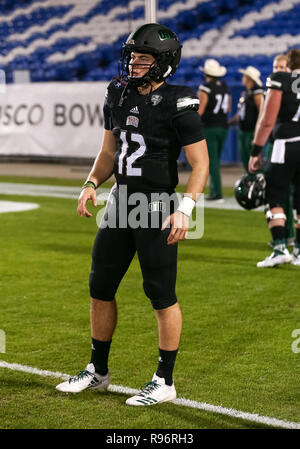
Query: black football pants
[[89, 187, 178, 310]]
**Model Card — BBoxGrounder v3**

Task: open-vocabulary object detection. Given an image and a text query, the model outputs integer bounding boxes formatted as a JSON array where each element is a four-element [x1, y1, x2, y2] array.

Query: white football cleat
[[257, 248, 292, 268], [125, 374, 176, 406], [56, 363, 110, 393], [291, 247, 300, 266]]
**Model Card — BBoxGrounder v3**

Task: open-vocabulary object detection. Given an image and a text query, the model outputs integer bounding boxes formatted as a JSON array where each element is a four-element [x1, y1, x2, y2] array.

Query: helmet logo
[[158, 29, 173, 41], [128, 39, 135, 45]]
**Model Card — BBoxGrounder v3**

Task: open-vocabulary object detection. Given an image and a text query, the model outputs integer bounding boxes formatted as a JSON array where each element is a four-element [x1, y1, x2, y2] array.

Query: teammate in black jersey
[[198, 59, 231, 202], [263, 55, 289, 162], [249, 49, 300, 267], [263, 54, 295, 248], [229, 66, 264, 173], [56, 23, 209, 405]]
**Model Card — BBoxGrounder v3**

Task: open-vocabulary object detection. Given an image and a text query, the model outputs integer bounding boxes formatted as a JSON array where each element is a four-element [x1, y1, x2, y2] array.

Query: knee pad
[[264, 204, 286, 223], [143, 279, 177, 310], [89, 269, 115, 301]]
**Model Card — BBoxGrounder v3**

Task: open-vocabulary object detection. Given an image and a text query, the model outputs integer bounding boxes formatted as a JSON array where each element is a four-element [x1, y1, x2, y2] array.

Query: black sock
[[271, 226, 286, 242], [90, 338, 111, 376], [156, 348, 178, 386]]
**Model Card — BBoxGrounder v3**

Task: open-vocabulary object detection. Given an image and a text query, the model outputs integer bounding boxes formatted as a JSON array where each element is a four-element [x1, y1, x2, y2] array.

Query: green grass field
[[0, 176, 299, 429]]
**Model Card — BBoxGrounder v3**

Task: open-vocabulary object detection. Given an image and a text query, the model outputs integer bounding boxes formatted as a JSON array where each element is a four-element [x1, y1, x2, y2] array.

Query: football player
[[263, 55, 289, 161], [228, 66, 264, 173], [273, 54, 289, 73], [198, 59, 231, 202], [56, 23, 209, 406], [263, 54, 295, 248], [249, 49, 300, 267]]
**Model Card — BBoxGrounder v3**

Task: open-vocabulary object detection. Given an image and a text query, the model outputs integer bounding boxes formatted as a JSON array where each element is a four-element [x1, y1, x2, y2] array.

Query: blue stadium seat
[[0, 0, 299, 88]]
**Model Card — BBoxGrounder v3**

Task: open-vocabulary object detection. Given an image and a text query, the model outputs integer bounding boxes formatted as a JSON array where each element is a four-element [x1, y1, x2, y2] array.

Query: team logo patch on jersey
[[126, 115, 139, 128], [113, 77, 127, 89], [150, 94, 162, 106], [177, 97, 200, 111]]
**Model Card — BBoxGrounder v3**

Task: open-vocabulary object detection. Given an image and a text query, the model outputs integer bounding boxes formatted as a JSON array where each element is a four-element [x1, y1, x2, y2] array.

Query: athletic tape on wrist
[[177, 196, 195, 217]]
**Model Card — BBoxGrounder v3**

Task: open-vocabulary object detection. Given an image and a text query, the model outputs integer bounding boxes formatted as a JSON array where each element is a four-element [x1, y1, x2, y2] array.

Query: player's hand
[[248, 154, 263, 173], [77, 187, 97, 218], [161, 211, 189, 245]]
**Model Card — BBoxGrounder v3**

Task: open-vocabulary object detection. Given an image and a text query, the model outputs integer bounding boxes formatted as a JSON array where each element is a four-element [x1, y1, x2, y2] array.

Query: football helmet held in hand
[[234, 173, 266, 210]]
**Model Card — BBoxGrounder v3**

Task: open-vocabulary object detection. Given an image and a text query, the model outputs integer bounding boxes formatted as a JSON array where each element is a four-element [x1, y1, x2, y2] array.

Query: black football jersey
[[266, 71, 300, 139], [199, 79, 230, 127], [103, 79, 204, 193], [237, 84, 264, 132]]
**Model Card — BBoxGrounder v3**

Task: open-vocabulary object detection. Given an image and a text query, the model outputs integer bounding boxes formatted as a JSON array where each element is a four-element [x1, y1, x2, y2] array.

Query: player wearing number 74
[[56, 23, 209, 405], [198, 58, 231, 201]]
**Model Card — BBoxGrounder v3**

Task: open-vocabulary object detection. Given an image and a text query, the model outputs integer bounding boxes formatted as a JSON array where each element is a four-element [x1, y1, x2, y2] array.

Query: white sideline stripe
[[0, 361, 70, 381], [0, 200, 39, 214], [0, 182, 263, 212], [0, 182, 110, 200], [1, 361, 299, 429]]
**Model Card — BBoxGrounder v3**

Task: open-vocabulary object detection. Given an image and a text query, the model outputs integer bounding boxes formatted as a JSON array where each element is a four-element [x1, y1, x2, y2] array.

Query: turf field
[[0, 176, 299, 429]]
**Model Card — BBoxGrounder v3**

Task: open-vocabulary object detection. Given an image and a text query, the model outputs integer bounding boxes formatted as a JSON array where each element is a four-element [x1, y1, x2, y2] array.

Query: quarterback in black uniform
[[249, 49, 300, 267], [56, 24, 209, 405]]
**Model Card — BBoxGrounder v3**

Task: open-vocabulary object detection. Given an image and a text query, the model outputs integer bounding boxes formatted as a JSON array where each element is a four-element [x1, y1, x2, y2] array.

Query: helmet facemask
[[120, 48, 176, 87], [120, 48, 156, 87]]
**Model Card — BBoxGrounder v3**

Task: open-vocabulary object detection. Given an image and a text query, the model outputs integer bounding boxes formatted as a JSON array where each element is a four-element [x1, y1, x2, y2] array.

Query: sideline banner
[[0, 82, 108, 158]]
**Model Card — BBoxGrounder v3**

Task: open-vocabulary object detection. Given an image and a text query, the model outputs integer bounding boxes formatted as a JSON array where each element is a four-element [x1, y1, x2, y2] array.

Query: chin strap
[[118, 83, 130, 107], [163, 65, 172, 78], [127, 74, 152, 88], [145, 84, 153, 105]]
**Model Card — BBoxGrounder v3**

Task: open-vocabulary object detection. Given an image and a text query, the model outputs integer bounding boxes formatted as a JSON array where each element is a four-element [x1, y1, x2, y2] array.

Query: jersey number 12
[[118, 131, 146, 176]]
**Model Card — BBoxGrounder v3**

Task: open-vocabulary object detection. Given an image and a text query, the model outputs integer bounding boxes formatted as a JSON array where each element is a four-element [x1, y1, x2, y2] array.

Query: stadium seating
[[0, 0, 299, 87], [1, 0, 299, 162]]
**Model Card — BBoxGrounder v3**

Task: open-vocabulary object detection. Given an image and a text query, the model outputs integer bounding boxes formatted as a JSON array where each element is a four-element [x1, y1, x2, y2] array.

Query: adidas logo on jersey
[[130, 106, 139, 114]]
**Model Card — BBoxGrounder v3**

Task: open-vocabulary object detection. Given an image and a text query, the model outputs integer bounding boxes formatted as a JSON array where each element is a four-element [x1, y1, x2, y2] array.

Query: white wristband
[[177, 196, 195, 217]]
